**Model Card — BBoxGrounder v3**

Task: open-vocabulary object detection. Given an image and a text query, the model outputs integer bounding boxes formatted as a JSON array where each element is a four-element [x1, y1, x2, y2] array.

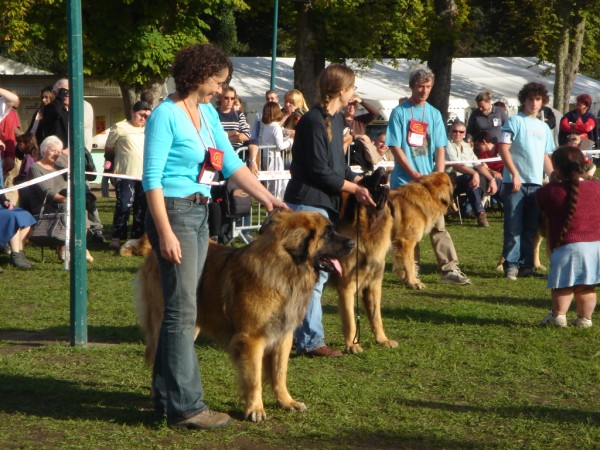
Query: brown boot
[[477, 211, 489, 227]]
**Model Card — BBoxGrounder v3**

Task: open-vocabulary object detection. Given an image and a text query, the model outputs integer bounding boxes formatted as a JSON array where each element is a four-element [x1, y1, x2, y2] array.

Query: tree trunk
[[427, 0, 458, 125], [118, 77, 165, 119], [293, 1, 325, 107], [553, 11, 586, 114]]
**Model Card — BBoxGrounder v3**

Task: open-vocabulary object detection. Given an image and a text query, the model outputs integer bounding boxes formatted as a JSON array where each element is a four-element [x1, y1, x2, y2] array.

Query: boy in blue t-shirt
[[498, 82, 555, 280]]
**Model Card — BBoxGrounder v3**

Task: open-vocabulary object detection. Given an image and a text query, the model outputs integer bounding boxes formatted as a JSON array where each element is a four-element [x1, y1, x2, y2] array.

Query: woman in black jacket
[[284, 64, 374, 358]]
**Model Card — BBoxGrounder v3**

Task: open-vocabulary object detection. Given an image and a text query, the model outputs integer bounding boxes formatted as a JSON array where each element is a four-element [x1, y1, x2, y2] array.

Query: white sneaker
[[573, 317, 593, 328], [440, 268, 471, 285], [540, 311, 567, 327]]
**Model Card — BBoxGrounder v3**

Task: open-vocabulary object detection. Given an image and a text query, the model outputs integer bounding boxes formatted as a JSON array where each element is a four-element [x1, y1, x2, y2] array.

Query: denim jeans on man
[[146, 198, 210, 420], [454, 174, 484, 215], [286, 203, 332, 353], [501, 183, 540, 271]]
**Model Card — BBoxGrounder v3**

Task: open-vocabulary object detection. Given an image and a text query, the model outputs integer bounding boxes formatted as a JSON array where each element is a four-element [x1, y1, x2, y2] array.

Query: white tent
[[213, 56, 600, 128]]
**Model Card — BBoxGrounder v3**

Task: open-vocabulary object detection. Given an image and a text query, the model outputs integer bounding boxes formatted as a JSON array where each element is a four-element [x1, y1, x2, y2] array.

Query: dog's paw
[[279, 400, 307, 412], [407, 280, 426, 290], [245, 408, 267, 423], [378, 339, 398, 349], [345, 343, 363, 354]]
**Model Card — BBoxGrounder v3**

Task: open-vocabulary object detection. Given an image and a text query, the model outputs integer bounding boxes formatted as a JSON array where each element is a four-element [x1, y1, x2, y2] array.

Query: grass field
[[1, 193, 599, 449]]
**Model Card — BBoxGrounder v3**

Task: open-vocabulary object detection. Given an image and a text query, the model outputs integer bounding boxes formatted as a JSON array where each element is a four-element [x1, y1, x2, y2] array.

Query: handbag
[[223, 179, 252, 217], [30, 197, 67, 246]]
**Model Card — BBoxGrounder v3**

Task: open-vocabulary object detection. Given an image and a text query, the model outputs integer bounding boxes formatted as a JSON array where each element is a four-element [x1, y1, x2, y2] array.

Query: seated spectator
[[258, 102, 292, 199], [14, 133, 38, 186], [0, 171, 36, 269], [343, 95, 379, 154], [26, 136, 67, 217], [445, 122, 500, 227], [26, 135, 93, 262], [567, 134, 596, 177], [558, 93, 598, 147]]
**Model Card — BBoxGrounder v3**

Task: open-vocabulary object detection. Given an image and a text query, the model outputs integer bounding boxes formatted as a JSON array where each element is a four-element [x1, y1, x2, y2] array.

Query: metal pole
[[67, 0, 88, 346], [270, 0, 279, 90]]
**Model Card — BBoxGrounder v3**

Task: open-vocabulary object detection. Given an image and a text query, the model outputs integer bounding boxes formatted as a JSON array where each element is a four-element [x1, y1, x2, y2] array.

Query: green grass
[[1, 195, 599, 449]]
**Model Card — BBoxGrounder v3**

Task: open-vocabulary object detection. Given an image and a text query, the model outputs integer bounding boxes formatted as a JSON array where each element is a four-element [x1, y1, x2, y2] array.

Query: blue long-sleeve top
[[142, 98, 244, 198]]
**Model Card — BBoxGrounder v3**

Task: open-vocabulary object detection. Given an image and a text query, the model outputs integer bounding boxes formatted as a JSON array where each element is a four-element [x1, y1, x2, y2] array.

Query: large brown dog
[[134, 210, 354, 422], [331, 167, 398, 354], [389, 172, 453, 290]]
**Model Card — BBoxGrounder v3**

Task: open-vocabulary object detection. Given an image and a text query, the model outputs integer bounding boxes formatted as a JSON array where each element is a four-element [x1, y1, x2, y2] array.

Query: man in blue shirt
[[386, 67, 470, 286]]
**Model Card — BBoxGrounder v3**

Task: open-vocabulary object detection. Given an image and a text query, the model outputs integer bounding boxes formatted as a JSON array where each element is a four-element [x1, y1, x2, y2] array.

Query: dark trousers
[[112, 179, 147, 240]]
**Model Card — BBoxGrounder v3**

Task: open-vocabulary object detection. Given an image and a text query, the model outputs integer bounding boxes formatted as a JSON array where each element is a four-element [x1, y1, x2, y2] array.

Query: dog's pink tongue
[[332, 258, 342, 277]]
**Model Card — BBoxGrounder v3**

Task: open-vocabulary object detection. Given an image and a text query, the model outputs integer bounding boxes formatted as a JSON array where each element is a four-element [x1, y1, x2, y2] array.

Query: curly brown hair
[[517, 82, 549, 106], [171, 44, 232, 98]]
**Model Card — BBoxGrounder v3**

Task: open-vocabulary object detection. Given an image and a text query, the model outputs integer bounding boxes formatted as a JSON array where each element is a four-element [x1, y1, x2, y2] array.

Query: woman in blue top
[[142, 44, 286, 431]]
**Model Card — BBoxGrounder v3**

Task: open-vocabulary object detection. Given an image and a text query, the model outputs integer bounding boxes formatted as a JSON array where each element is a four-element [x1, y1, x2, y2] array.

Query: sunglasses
[[451, 130, 465, 134], [222, 96, 235, 100]]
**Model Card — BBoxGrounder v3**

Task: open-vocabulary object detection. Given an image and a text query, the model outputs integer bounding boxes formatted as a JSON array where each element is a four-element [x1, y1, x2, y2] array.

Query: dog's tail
[[133, 251, 164, 366]]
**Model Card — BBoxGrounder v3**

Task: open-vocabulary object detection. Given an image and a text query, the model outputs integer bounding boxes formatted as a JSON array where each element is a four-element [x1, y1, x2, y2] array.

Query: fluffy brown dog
[[119, 234, 152, 257], [134, 210, 355, 422], [389, 172, 453, 290], [331, 167, 398, 354]]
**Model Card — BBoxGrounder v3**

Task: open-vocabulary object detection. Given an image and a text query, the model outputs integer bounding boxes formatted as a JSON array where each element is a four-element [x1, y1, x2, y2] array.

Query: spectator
[[466, 91, 508, 143], [497, 82, 554, 281], [536, 145, 600, 328], [35, 79, 69, 148], [247, 90, 280, 176], [26, 86, 54, 135], [37, 78, 105, 242], [105, 101, 151, 250], [539, 105, 556, 130], [14, 133, 38, 187], [280, 89, 309, 139], [258, 101, 292, 199], [26, 135, 94, 263], [445, 121, 499, 227], [566, 134, 596, 177], [284, 63, 376, 358], [0, 87, 22, 203], [558, 93, 598, 148], [342, 95, 379, 153], [216, 86, 251, 150], [385, 67, 471, 285], [142, 43, 285, 430], [0, 170, 36, 269]]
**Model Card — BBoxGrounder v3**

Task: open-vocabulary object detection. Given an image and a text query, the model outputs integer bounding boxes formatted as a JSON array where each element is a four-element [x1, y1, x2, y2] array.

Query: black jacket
[[284, 106, 356, 218]]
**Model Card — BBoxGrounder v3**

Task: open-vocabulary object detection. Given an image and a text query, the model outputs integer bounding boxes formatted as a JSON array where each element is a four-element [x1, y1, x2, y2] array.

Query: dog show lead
[[142, 43, 286, 431]]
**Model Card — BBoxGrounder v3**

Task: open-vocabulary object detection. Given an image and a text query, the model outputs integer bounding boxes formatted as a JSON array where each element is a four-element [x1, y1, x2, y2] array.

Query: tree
[[427, 0, 469, 123], [0, 0, 249, 115]]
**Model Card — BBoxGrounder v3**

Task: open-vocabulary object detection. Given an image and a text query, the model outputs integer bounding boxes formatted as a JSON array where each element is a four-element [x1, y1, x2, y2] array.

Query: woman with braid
[[536, 146, 600, 328], [284, 64, 375, 357]]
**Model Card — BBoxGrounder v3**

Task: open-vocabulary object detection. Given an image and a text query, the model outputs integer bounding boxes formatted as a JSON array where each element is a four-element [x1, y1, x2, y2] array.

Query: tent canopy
[[210, 56, 600, 126]]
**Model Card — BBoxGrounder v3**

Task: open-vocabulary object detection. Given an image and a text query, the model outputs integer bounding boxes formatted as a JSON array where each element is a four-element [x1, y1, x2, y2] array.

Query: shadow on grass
[[398, 398, 600, 427], [0, 373, 156, 426], [0, 325, 142, 346], [322, 304, 522, 327]]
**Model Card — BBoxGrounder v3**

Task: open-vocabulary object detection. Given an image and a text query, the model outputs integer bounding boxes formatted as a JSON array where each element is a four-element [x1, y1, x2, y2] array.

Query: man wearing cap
[[105, 101, 152, 250]]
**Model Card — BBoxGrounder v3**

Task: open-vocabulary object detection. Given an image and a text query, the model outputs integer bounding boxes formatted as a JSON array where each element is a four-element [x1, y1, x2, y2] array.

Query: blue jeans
[[501, 183, 540, 271], [454, 174, 484, 214], [286, 203, 330, 353], [146, 197, 210, 421]]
